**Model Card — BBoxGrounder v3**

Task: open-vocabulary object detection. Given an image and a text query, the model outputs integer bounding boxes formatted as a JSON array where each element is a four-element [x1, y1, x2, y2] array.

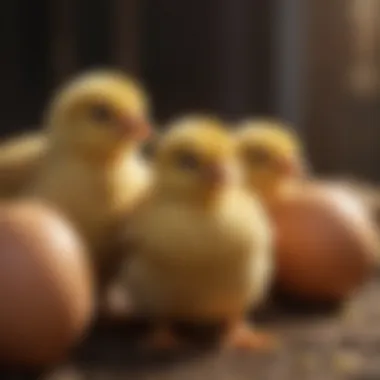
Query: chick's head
[[235, 118, 307, 198], [154, 115, 240, 201], [45, 70, 151, 159]]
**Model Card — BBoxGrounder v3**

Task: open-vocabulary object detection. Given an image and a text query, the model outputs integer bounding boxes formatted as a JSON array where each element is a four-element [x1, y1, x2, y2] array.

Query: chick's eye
[[90, 104, 113, 122], [243, 147, 271, 166], [176, 152, 199, 170]]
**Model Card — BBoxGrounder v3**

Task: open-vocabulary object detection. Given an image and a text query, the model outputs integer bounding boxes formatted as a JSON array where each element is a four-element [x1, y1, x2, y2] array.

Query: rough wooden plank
[[2, 277, 380, 380]]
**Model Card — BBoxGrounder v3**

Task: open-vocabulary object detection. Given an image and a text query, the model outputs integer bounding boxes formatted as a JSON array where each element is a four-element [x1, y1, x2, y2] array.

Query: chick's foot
[[223, 322, 278, 352], [141, 326, 182, 350]]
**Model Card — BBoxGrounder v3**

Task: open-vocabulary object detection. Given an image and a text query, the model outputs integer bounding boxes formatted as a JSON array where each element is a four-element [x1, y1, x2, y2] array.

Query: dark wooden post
[[49, 0, 78, 86], [142, 0, 274, 123], [212, 0, 275, 120], [110, 0, 141, 76], [273, 0, 306, 132], [0, 1, 23, 134]]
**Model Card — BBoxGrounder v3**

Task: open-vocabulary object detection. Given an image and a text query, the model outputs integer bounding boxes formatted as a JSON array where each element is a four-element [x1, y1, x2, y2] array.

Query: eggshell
[[268, 181, 379, 302], [0, 200, 94, 367]]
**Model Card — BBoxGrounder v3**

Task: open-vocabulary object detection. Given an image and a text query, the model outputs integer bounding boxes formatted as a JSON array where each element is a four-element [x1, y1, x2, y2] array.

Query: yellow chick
[[235, 118, 308, 204], [23, 70, 152, 283], [123, 115, 274, 350], [0, 131, 47, 198]]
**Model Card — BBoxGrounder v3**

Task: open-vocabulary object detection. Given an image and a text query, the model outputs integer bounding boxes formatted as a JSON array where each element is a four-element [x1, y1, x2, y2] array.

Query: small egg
[[268, 181, 379, 302], [0, 200, 94, 367]]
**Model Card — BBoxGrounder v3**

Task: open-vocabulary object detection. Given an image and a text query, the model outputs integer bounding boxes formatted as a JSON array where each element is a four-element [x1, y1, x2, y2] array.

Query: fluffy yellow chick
[[0, 131, 47, 198], [235, 118, 308, 204], [23, 70, 152, 283], [123, 115, 274, 350]]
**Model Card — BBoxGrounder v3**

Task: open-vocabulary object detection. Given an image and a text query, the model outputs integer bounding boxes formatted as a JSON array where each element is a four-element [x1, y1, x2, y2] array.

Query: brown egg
[[0, 200, 94, 367], [268, 181, 379, 302]]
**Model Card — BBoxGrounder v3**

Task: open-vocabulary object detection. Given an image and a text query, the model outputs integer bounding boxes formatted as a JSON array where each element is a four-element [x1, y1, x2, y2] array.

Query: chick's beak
[[203, 164, 229, 185], [276, 156, 305, 177], [117, 114, 151, 141]]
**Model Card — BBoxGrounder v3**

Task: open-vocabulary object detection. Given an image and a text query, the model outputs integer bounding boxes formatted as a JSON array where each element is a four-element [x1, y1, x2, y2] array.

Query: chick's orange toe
[[142, 327, 182, 350], [224, 323, 278, 352]]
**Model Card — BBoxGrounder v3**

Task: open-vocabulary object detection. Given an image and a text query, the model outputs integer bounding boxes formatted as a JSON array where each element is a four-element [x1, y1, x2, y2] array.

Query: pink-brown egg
[[268, 181, 379, 302], [0, 200, 94, 367]]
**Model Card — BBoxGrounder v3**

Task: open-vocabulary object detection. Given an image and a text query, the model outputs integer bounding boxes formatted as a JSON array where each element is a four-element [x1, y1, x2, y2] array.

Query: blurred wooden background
[[0, 0, 378, 180]]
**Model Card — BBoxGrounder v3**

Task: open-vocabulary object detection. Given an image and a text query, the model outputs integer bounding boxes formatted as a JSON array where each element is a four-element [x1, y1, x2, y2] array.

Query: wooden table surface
[[2, 277, 380, 380]]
